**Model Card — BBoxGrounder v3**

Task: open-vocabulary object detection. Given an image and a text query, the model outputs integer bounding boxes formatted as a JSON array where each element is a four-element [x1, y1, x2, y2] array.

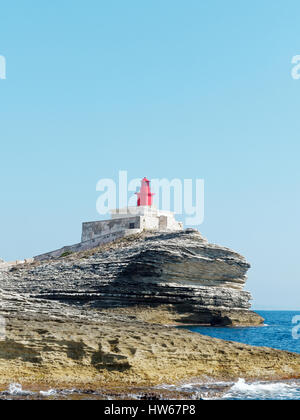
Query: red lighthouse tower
[[136, 177, 154, 207]]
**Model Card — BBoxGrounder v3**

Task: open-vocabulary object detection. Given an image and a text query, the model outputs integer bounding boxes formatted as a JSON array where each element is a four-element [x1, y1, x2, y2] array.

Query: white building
[[81, 206, 183, 242], [35, 178, 183, 261]]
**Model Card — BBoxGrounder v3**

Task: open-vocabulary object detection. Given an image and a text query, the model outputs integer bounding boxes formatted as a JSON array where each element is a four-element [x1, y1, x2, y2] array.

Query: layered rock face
[[0, 230, 300, 389], [0, 230, 262, 326], [0, 295, 299, 389]]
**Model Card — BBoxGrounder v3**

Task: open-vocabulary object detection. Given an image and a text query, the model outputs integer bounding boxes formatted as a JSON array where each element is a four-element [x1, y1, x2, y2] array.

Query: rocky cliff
[[0, 230, 262, 326], [1, 229, 299, 391]]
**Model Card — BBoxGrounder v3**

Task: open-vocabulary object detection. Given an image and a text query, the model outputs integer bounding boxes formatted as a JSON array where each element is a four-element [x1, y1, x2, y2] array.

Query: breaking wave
[[223, 378, 300, 400], [157, 378, 300, 400], [5, 383, 34, 396], [1, 379, 300, 400]]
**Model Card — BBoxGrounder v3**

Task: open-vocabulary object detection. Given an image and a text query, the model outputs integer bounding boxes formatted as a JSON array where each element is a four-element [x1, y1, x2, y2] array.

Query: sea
[[176, 310, 300, 400], [0, 311, 299, 400]]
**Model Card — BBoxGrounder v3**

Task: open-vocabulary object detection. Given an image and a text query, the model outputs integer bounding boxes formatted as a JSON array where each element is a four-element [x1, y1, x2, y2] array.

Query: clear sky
[[0, 0, 299, 309]]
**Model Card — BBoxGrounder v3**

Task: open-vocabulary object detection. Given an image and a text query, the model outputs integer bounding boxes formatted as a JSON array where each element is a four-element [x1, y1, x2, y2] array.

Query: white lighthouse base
[[82, 206, 182, 242]]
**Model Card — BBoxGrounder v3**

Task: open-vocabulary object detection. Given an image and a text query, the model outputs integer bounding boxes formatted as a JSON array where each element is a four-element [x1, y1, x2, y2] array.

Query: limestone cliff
[[0, 230, 299, 389], [0, 229, 262, 326]]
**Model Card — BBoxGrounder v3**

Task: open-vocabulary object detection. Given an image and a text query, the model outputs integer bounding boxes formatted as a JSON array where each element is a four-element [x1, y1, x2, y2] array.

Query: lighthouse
[[35, 176, 183, 261], [81, 176, 183, 243], [135, 177, 155, 207], [105, 177, 182, 233], [82, 176, 183, 240]]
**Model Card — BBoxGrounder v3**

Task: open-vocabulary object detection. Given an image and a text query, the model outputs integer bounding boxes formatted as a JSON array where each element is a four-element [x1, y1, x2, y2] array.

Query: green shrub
[[60, 251, 73, 258]]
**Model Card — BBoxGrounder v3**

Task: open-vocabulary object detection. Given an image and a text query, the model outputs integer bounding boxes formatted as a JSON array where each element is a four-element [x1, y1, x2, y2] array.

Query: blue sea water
[[180, 311, 300, 354], [178, 311, 300, 400]]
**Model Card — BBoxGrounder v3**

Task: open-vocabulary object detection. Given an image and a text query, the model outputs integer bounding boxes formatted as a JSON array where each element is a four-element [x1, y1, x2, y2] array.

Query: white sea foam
[[6, 383, 34, 396], [156, 380, 233, 400], [156, 378, 300, 400], [40, 389, 57, 396], [223, 378, 300, 400], [2, 379, 299, 400]]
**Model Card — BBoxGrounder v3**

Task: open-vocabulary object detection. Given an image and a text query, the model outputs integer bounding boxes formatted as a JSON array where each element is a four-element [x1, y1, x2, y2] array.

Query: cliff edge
[[0, 229, 298, 390], [2, 229, 262, 326]]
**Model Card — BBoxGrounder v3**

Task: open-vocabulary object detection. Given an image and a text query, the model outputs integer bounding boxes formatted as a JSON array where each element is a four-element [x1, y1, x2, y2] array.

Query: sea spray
[[224, 378, 300, 400]]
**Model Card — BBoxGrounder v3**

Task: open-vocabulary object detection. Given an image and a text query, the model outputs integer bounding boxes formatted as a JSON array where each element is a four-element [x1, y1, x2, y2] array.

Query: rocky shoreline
[[0, 230, 299, 391]]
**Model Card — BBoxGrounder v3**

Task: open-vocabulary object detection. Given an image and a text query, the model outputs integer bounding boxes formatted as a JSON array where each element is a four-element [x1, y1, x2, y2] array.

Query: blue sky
[[0, 0, 299, 309]]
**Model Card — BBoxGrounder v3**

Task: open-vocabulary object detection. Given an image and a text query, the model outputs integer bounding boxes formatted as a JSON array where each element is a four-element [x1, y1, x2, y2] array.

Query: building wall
[[82, 216, 141, 242], [159, 215, 168, 229], [111, 206, 158, 219], [140, 216, 159, 230], [83, 211, 182, 242], [165, 214, 183, 231], [110, 207, 183, 231], [35, 229, 141, 261], [34, 208, 183, 262]]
